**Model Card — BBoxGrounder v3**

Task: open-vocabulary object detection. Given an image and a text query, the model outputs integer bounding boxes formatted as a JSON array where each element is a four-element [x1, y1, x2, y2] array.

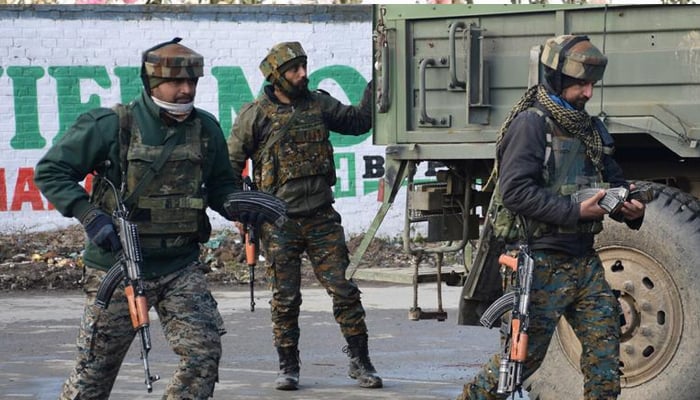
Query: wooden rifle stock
[[482, 246, 534, 396], [245, 226, 257, 312]]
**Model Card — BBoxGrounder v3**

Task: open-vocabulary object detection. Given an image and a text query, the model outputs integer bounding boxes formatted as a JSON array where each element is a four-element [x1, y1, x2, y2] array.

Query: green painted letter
[[334, 152, 356, 199], [6, 66, 46, 149], [114, 67, 141, 104], [309, 66, 370, 148], [211, 66, 258, 137], [48, 66, 111, 144]]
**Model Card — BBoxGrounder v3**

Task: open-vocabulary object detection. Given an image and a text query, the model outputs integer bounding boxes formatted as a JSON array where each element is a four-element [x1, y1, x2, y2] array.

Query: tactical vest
[[91, 104, 210, 250], [253, 95, 335, 195], [489, 108, 606, 242]]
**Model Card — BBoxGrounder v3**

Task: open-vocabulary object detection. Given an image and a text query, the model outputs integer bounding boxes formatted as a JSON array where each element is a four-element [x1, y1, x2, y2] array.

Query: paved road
[[0, 282, 508, 400]]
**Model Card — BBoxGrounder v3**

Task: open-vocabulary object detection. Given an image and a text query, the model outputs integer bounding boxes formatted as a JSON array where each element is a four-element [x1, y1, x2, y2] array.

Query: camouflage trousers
[[261, 206, 368, 348], [59, 262, 226, 400], [459, 250, 621, 400]]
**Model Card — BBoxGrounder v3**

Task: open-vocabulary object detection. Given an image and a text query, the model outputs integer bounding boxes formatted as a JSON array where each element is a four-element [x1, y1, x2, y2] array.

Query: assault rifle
[[243, 176, 258, 312], [223, 190, 288, 229], [224, 180, 288, 312], [94, 175, 159, 393], [570, 184, 655, 214], [479, 245, 535, 398]]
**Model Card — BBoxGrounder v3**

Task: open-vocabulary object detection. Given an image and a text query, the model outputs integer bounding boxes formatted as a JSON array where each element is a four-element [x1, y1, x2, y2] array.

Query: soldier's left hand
[[621, 184, 645, 220], [621, 199, 645, 221]]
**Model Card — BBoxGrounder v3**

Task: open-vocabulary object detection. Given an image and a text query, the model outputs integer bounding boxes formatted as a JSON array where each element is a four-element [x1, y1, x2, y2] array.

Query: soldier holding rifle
[[34, 38, 260, 399], [227, 41, 382, 391], [458, 35, 646, 400]]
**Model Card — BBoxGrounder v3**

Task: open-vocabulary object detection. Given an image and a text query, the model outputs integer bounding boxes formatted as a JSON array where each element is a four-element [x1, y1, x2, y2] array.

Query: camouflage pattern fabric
[[125, 115, 210, 245], [259, 41, 307, 82], [458, 250, 620, 400], [59, 263, 225, 400], [143, 42, 204, 80], [261, 206, 367, 347], [253, 95, 334, 196], [540, 35, 607, 82], [87, 103, 213, 250], [258, 41, 308, 97]]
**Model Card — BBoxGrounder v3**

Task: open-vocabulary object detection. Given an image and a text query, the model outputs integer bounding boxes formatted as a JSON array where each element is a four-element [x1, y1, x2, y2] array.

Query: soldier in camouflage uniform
[[457, 35, 646, 400], [226, 41, 382, 391], [34, 38, 242, 400]]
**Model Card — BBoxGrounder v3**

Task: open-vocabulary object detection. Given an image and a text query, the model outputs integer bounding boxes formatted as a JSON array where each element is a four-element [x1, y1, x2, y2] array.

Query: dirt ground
[[0, 224, 415, 292]]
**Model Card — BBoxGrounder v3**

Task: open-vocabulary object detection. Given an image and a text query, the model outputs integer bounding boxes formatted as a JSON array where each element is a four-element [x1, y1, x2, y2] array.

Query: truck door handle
[[419, 58, 451, 128], [377, 44, 390, 113], [419, 58, 437, 125], [449, 21, 467, 90]]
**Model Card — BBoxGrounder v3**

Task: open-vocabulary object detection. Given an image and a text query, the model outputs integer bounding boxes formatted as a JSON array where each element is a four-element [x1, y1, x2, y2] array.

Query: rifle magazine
[[480, 290, 516, 328], [94, 262, 125, 309]]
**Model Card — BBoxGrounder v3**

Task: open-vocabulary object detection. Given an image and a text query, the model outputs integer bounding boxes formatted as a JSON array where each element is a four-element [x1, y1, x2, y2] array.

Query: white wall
[[0, 5, 411, 238]]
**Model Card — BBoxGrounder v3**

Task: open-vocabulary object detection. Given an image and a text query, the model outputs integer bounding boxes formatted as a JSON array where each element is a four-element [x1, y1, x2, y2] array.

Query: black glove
[[236, 211, 266, 227], [81, 208, 122, 252], [223, 190, 288, 228]]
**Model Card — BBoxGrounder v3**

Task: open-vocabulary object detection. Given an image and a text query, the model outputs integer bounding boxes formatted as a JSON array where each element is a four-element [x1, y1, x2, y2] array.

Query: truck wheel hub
[[554, 245, 683, 388]]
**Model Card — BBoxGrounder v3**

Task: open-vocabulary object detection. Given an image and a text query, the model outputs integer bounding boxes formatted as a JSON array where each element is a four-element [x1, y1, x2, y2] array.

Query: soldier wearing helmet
[[141, 37, 205, 119], [227, 41, 382, 391], [540, 34, 608, 97], [35, 38, 241, 399], [259, 41, 309, 99], [457, 35, 645, 400]]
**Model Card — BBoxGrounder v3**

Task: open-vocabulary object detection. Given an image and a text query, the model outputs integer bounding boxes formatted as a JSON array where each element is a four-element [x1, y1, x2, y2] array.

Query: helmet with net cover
[[540, 35, 607, 93], [140, 37, 204, 93], [259, 41, 307, 83]]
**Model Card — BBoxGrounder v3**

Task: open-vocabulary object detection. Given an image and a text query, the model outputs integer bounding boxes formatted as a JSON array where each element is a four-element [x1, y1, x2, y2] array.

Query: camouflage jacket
[[228, 83, 371, 216], [34, 91, 237, 278]]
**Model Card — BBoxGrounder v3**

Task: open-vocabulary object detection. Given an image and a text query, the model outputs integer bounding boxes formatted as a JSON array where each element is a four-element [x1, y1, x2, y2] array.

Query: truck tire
[[526, 182, 700, 400]]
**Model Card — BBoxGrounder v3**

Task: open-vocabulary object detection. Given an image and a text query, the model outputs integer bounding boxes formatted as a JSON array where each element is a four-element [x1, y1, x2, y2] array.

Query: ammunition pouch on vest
[[488, 107, 604, 242], [488, 185, 522, 242], [90, 104, 210, 250], [253, 95, 335, 195]]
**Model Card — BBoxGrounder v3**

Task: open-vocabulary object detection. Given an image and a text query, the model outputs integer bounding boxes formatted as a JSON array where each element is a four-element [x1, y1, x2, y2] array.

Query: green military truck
[[356, 3, 700, 399]]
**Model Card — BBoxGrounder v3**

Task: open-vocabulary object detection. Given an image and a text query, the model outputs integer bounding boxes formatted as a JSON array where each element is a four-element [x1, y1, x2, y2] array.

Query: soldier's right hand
[[80, 208, 122, 252], [578, 189, 607, 220]]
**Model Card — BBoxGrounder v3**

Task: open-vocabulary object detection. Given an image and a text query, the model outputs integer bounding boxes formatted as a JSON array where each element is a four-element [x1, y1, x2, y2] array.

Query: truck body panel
[[376, 4, 699, 163]]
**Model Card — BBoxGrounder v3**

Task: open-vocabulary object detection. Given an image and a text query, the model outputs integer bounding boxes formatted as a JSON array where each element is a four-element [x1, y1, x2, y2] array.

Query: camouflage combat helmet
[[259, 41, 307, 83], [540, 35, 607, 93], [140, 37, 204, 93]]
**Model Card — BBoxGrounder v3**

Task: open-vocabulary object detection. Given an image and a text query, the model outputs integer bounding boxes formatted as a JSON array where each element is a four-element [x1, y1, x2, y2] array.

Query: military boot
[[344, 334, 383, 388], [274, 345, 300, 390]]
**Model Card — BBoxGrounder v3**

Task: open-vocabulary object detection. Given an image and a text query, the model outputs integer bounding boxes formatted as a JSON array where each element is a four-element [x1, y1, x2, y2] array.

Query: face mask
[[151, 96, 194, 121]]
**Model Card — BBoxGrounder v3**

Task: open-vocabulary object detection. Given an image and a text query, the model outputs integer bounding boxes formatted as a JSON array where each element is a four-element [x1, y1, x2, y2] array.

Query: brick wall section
[[0, 5, 410, 236]]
